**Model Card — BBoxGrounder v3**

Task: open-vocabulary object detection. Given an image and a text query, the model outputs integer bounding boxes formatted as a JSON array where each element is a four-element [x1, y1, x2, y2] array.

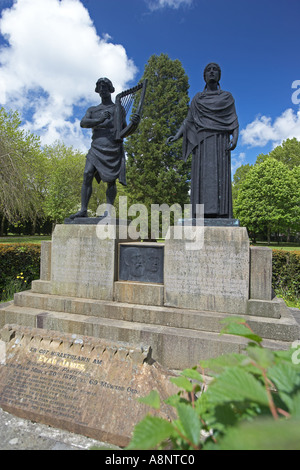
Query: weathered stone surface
[[114, 281, 164, 306], [51, 225, 119, 300], [2, 297, 299, 369], [246, 298, 283, 319], [40, 241, 52, 281], [31, 280, 52, 295], [164, 226, 250, 314], [0, 325, 177, 447], [250, 246, 273, 301]]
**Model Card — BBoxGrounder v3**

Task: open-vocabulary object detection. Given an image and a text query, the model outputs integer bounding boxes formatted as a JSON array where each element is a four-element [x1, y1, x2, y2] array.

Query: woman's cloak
[[182, 90, 239, 218]]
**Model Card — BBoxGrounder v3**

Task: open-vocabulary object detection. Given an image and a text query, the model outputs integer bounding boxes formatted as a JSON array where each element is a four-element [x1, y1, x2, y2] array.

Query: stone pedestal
[[0, 224, 299, 371], [51, 224, 120, 301], [164, 226, 250, 314]]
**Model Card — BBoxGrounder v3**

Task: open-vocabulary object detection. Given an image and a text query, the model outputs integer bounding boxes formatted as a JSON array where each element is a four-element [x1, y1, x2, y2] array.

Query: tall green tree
[[235, 158, 299, 243], [256, 138, 300, 169], [0, 107, 45, 227], [232, 163, 253, 208], [124, 54, 191, 223], [43, 142, 107, 225]]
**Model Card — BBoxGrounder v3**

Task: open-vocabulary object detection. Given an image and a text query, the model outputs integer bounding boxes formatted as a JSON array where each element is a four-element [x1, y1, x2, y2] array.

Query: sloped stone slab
[[0, 325, 177, 447]]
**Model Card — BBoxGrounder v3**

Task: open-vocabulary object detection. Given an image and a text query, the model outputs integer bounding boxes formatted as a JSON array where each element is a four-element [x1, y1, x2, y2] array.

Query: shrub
[[272, 250, 300, 302], [0, 244, 40, 301], [127, 318, 300, 450]]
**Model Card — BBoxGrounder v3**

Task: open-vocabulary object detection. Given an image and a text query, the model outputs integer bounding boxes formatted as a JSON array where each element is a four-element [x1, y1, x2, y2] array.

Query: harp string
[[120, 91, 140, 118], [115, 80, 147, 140]]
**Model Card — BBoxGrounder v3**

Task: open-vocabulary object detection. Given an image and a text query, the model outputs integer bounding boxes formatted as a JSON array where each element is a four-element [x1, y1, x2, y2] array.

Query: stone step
[[12, 290, 300, 343], [0, 304, 292, 370], [31, 280, 286, 320]]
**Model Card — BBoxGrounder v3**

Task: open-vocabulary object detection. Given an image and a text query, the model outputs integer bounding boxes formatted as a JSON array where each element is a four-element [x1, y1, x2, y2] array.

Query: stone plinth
[[164, 226, 250, 314], [51, 225, 120, 301], [0, 224, 299, 371], [250, 246, 273, 301]]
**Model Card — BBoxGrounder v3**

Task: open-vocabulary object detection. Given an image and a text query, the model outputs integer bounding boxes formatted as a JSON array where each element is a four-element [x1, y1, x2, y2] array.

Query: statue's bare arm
[[80, 108, 111, 129]]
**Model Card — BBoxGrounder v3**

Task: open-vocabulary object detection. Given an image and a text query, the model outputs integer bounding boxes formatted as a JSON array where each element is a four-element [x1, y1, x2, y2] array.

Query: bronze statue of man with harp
[[69, 77, 147, 219]]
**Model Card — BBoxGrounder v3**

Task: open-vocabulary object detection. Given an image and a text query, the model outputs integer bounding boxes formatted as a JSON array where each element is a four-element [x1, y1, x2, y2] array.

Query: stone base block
[[247, 298, 285, 319], [114, 281, 164, 306], [31, 280, 52, 295]]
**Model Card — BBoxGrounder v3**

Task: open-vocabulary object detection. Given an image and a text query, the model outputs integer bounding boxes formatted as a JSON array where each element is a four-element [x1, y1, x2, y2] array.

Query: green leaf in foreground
[[200, 352, 248, 374], [176, 402, 201, 447], [219, 417, 300, 450], [181, 367, 203, 382], [170, 376, 194, 392], [206, 367, 269, 406], [246, 343, 275, 368], [138, 390, 161, 410], [268, 362, 300, 394], [220, 317, 262, 344], [126, 415, 174, 450]]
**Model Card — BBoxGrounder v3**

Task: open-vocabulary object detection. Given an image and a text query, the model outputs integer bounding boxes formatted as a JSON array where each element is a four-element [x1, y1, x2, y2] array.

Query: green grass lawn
[[251, 242, 300, 251], [1, 235, 299, 251], [0, 235, 51, 244]]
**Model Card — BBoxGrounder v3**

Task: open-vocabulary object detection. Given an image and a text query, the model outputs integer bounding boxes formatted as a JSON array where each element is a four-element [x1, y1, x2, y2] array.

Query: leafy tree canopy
[[234, 158, 299, 242], [0, 107, 45, 224], [256, 137, 300, 169]]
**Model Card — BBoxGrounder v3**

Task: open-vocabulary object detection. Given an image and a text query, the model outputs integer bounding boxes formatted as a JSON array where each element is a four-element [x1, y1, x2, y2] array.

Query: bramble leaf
[[181, 367, 203, 382], [268, 362, 300, 394], [219, 417, 300, 450], [138, 390, 161, 410], [206, 367, 269, 406], [176, 402, 201, 446], [220, 317, 262, 344], [126, 415, 175, 450], [170, 376, 194, 392]]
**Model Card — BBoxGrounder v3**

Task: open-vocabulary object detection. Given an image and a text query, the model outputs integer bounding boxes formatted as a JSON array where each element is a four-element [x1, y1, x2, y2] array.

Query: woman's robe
[[182, 90, 239, 218]]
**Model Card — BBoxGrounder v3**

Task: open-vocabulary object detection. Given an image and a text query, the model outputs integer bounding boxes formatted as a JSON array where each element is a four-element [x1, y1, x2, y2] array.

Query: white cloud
[[241, 108, 300, 149], [0, 0, 138, 150], [147, 0, 193, 11], [231, 151, 246, 174]]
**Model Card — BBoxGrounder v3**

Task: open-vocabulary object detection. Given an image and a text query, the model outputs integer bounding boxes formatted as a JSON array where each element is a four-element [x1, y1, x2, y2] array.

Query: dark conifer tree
[[124, 54, 191, 219]]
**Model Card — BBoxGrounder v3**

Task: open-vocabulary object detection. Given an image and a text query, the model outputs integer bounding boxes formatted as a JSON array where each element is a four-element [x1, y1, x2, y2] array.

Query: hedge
[[0, 244, 41, 301], [272, 250, 300, 300]]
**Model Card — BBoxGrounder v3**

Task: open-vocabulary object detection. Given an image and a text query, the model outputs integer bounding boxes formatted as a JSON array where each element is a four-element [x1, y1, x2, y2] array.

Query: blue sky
[[0, 0, 299, 175]]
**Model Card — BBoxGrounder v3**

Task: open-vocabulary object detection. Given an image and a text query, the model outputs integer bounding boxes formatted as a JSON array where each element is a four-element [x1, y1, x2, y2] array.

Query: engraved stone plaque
[[119, 243, 164, 284], [164, 226, 250, 314], [0, 325, 176, 447]]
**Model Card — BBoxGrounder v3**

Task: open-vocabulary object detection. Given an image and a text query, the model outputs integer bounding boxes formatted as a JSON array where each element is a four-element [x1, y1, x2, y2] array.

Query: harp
[[115, 79, 147, 142]]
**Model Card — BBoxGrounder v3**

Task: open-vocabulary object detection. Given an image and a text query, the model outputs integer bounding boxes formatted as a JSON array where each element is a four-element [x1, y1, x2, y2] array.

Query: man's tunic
[[85, 103, 127, 185]]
